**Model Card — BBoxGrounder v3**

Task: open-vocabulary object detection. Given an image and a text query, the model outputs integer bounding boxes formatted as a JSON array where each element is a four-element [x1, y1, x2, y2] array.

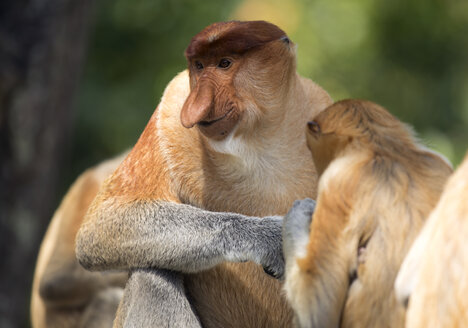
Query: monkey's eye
[[307, 121, 321, 134], [194, 61, 204, 70], [218, 58, 232, 69]]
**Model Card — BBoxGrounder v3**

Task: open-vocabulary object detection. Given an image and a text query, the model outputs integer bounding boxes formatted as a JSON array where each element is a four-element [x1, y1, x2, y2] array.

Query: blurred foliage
[[69, 0, 468, 187], [69, 0, 240, 184]]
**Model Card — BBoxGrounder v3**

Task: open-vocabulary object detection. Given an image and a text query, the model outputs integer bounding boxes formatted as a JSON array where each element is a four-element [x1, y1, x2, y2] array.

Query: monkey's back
[[397, 153, 468, 328], [31, 154, 128, 328], [339, 146, 452, 327]]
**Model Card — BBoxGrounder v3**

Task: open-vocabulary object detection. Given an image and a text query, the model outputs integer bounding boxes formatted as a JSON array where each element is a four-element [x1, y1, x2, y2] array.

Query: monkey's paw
[[282, 198, 316, 263], [255, 216, 285, 280]]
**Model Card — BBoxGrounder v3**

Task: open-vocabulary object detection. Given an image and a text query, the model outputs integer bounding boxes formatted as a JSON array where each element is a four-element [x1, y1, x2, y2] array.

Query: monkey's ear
[[307, 121, 321, 136]]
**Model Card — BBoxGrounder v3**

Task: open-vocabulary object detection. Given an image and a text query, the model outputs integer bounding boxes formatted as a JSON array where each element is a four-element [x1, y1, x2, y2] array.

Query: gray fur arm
[[76, 200, 284, 278]]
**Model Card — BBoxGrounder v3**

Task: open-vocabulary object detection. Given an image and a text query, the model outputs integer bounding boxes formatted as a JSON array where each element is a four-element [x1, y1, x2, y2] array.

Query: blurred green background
[[69, 0, 468, 191]]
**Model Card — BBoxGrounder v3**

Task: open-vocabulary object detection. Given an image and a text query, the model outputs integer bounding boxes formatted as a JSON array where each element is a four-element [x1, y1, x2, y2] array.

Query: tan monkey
[[75, 21, 332, 327], [395, 152, 468, 328], [282, 99, 453, 328], [31, 154, 128, 328]]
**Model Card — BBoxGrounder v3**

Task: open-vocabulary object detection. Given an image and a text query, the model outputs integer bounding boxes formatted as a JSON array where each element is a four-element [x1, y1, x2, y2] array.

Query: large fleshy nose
[[180, 82, 214, 128]]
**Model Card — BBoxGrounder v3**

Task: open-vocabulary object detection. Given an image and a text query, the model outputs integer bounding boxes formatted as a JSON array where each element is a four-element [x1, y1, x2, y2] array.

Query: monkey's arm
[[283, 196, 349, 328], [76, 200, 284, 278], [74, 98, 285, 278]]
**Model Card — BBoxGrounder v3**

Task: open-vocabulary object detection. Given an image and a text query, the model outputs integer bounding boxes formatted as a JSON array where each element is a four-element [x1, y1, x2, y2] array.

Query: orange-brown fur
[[396, 152, 468, 328], [82, 21, 332, 327], [31, 155, 127, 328], [284, 99, 452, 327]]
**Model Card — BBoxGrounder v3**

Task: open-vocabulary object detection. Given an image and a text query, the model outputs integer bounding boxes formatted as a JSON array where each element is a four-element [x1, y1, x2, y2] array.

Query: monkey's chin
[[197, 121, 235, 141], [197, 112, 239, 140]]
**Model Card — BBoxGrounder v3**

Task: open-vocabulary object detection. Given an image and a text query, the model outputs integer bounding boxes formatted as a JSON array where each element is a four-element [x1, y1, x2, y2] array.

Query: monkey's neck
[[206, 118, 307, 179], [207, 76, 308, 163], [196, 77, 319, 215]]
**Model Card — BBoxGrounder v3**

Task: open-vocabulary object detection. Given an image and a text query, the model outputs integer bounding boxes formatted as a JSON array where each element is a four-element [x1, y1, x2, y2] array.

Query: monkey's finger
[[263, 265, 284, 280]]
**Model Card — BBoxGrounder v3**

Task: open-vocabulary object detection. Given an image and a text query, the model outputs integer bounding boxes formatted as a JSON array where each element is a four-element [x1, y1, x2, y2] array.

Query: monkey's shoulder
[[315, 153, 367, 214]]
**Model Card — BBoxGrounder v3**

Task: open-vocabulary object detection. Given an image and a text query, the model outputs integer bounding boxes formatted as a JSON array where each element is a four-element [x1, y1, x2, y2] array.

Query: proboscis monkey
[[31, 154, 128, 328], [75, 21, 333, 327], [395, 152, 468, 328], [282, 99, 453, 328]]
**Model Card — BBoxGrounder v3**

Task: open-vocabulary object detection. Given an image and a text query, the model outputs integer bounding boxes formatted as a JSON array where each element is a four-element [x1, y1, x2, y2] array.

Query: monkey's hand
[[242, 216, 285, 280], [282, 198, 316, 265]]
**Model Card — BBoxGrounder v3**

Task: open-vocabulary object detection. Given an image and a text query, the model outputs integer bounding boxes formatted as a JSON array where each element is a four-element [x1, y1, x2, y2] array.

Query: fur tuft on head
[[185, 21, 288, 59], [312, 99, 407, 140]]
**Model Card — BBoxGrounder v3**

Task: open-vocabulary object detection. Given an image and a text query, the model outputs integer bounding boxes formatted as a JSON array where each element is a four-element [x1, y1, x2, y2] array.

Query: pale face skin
[[180, 54, 243, 140]]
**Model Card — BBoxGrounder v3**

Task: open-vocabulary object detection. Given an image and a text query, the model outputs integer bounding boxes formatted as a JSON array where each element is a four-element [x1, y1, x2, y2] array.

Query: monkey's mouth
[[198, 108, 233, 127]]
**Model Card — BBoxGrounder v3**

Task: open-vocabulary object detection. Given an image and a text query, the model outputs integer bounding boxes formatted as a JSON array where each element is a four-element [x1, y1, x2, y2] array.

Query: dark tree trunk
[[0, 1, 93, 326]]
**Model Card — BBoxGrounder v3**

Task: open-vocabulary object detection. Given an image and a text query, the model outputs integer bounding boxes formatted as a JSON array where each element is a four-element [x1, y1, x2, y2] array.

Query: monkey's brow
[[186, 37, 289, 61], [186, 33, 287, 59]]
